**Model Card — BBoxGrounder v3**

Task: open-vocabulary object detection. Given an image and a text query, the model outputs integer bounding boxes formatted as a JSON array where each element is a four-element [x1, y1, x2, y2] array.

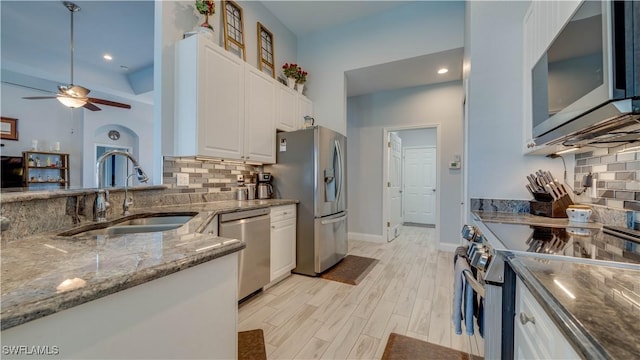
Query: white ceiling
[[1, 1, 462, 98]]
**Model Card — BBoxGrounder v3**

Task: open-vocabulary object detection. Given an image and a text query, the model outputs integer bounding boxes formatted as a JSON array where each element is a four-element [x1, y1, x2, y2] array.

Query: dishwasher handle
[[219, 208, 270, 223]]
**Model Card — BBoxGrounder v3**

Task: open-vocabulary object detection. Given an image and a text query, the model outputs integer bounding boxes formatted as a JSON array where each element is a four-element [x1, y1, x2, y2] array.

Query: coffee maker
[[256, 172, 273, 199]]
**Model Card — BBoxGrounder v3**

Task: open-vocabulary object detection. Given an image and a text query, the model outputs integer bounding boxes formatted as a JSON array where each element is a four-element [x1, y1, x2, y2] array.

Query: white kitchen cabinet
[[514, 278, 580, 359], [276, 85, 314, 132], [270, 205, 296, 282], [297, 95, 313, 129], [1, 253, 238, 359], [244, 66, 276, 163], [276, 85, 298, 132], [174, 34, 245, 159]]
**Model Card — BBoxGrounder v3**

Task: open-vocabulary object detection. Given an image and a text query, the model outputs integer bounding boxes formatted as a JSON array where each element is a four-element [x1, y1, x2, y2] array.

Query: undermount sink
[[58, 212, 198, 237]]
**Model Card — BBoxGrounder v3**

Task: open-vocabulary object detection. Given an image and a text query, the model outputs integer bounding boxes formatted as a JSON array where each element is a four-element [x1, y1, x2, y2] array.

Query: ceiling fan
[[22, 1, 131, 111]]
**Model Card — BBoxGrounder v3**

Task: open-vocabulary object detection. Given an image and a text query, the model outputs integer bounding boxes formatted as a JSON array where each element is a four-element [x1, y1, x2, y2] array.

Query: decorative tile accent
[[574, 148, 640, 211], [470, 198, 530, 213], [163, 156, 262, 200]]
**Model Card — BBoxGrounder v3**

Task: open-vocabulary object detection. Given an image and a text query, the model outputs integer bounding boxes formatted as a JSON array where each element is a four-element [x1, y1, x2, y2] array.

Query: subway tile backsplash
[[574, 146, 640, 211], [163, 156, 261, 200]]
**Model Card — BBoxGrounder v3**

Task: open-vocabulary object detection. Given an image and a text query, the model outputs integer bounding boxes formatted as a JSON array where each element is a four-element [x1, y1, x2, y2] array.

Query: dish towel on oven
[[452, 249, 475, 336]]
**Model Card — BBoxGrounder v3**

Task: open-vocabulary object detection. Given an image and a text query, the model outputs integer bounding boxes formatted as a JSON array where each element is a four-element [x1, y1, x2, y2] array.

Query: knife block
[[529, 194, 573, 218]]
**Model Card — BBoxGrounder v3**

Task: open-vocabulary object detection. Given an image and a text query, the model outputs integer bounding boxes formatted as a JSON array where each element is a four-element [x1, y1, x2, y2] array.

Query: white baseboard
[[438, 242, 460, 252], [349, 232, 385, 243]]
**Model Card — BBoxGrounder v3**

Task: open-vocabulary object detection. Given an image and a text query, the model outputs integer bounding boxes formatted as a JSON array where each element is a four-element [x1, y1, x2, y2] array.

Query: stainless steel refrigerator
[[266, 126, 347, 276]]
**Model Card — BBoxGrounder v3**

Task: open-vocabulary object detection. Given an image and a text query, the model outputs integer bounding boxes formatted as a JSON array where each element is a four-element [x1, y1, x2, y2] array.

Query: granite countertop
[[0, 199, 297, 331], [508, 255, 640, 359], [472, 211, 639, 359], [473, 210, 602, 229]]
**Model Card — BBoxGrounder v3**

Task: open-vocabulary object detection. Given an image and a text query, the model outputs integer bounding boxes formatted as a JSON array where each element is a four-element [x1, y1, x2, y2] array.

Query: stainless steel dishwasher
[[219, 208, 270, 300]]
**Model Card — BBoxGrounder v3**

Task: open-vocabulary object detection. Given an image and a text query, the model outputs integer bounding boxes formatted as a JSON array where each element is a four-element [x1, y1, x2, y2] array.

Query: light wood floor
[[238, 226, 484, 359]]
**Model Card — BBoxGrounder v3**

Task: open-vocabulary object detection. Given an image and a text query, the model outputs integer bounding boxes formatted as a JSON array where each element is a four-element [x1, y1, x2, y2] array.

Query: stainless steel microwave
[[532, 0, 639, 147]]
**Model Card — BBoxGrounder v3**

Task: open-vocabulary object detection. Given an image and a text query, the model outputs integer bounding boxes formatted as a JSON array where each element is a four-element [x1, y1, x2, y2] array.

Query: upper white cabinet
[[276, 86, 298, 132], [276, 86, 313, 132], [297, 95, 313, 129], [522, 0, 582, 153], [174, 34, 245, 159], [175, 35, 310, 163], [244, 66, 276, 163]]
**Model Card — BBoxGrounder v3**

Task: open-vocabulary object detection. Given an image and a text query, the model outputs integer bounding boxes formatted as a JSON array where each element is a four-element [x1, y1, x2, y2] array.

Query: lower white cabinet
[[1, 254, 238, 359], [270, 205, 297, 282], [514, 278, 580, 359]]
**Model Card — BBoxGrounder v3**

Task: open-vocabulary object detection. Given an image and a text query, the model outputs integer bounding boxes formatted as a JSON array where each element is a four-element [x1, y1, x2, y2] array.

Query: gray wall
[[347, 81, 463, 248], [298, 1, 465, 134], [464, 0, 573, 208]]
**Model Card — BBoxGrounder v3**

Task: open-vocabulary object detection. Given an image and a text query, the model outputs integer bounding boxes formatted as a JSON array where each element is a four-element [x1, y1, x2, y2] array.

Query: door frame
[[382, 124, 441, 242], [402, 145, 437, 225]]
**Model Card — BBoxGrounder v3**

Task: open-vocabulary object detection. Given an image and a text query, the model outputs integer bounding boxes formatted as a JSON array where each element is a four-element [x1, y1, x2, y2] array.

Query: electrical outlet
[[237, 174, 244, 182], [176, 173, 189, 186]]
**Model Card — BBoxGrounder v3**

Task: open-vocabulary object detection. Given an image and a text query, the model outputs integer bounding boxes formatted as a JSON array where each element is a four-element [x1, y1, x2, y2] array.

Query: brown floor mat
[[238, 329, 267, 360], [319, 255, 378, 285], [382, 333, 483, 360]]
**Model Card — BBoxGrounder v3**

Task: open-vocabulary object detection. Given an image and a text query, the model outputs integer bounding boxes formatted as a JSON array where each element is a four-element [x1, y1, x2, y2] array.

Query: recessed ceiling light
[[103, 54, 113, 61], [437, 68, 448, 75]]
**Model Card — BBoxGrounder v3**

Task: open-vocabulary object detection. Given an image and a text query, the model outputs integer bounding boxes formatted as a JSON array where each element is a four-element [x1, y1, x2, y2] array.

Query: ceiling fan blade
[[23, 96, 59, 100], [88, 97, 131, 109], [83, 102, 101, 111]]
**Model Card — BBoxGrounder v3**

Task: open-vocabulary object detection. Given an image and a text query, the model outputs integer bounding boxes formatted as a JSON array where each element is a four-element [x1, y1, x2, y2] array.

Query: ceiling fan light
[[57, 96, 87, 108]]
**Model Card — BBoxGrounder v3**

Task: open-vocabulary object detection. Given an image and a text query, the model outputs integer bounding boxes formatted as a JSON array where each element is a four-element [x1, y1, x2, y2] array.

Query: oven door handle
[[463, 270, 486, 298]]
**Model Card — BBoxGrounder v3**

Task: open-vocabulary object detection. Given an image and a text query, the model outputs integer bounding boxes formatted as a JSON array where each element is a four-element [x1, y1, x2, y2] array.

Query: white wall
[[465, 1, 574, 205], [82, 103, 154, 187], [1, 82, 154, 189], [298, 1, 465, 135], [1, 83, 84, 187], [347, 81, 463, 248]]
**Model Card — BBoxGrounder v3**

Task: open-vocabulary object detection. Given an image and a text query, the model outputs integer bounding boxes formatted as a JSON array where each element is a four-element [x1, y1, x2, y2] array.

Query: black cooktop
[[483, 222, 640, 265]]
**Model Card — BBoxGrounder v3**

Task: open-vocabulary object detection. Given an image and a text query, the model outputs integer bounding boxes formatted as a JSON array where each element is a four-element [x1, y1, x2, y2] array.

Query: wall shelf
[[22, 151, 70, 189]]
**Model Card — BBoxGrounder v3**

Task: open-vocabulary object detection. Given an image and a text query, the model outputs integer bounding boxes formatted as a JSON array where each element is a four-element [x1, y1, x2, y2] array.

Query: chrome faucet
[[94, 150, 149, 222]]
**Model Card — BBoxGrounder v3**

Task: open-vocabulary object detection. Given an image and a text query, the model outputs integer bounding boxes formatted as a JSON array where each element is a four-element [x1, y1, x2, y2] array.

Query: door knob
[[432, 189, 436, 192]]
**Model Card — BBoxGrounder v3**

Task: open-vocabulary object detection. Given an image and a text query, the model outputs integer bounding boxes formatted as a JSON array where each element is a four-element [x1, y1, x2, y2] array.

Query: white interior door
[[403, 146, 436, 225], [387, 132, 402, 242]]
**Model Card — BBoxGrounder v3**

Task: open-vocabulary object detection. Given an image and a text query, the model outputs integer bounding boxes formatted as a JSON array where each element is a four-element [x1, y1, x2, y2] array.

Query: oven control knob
[[461, 225, 476, 241], [476, 252, 491, 271]]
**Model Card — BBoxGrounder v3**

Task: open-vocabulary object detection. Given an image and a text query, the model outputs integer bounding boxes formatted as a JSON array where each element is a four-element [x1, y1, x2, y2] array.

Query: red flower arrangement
[[282, 63, 299, 78]]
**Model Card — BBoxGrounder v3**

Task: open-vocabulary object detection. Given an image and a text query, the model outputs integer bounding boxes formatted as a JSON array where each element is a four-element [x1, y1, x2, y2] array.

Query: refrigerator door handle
[[334, 139, 343, 205], [320, 214, 347, 225]]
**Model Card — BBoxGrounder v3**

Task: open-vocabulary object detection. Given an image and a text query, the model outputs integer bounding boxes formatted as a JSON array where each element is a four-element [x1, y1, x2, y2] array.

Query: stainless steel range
[[461, 220, 640, 359]]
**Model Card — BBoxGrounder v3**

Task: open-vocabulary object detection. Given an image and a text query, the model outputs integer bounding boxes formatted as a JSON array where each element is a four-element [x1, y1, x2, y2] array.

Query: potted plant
[[195, 0, 215, 31], [282, 63, 299, 88], [295, 68, 308, 94]]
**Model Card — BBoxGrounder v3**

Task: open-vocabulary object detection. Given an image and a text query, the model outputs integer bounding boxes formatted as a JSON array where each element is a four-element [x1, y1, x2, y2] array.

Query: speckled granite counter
[[473, 210, 602, 229], [508, 255, 640, 359], [472, 211, 640, 359], [1, 199, 297, 330]]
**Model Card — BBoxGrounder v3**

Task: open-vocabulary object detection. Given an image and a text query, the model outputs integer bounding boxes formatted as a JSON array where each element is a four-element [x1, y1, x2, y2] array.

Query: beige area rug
[[319, 255, 378, 285], [382, 333, 483, 360], [238, 329, 267, 360]]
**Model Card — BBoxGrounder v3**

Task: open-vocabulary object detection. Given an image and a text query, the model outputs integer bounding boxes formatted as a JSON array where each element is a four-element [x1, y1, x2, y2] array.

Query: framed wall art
[[222, 0, 246, 60], [1, 117, 18, 140], [257, 22, 275, 78]]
